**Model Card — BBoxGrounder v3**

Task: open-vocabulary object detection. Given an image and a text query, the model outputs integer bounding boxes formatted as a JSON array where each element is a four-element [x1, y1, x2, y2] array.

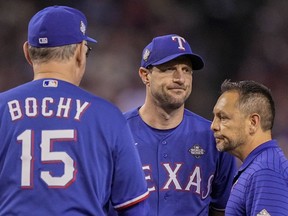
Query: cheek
[[219, 121, 238, 134], [227, 123, 247, 138], [186, 85, 192, 97], [187, 75, 193, 83], [186, 78, 192, 91]]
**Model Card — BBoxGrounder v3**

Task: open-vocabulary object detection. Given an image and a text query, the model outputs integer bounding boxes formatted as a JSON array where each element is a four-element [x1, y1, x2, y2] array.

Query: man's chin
[[216, 141, 225, 152]]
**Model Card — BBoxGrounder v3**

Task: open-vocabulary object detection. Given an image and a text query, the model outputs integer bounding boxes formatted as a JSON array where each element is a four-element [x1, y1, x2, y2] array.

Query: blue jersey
[[123, 108, 237, 216], [226, 140, 288, 216], [0, 79, 149, 216]]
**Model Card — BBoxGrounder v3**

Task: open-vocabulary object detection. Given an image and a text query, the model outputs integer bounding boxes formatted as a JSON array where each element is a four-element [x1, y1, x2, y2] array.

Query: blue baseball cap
[[28, 5, 97, 47], [141, 34, 204, 70]]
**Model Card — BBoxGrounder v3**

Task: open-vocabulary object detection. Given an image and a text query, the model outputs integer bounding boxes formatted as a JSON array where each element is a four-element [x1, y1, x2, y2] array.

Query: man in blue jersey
[[111, 34, 237, 216], [211, 80, 288, 215], [0, 5, 149, 216]]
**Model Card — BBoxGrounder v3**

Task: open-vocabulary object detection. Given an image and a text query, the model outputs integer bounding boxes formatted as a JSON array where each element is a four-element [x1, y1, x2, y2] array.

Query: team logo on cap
[[172, 35, 186, 51], [80, 21, 86, 35], [143, 48, 150, 62], [188, 144, 205, 158]]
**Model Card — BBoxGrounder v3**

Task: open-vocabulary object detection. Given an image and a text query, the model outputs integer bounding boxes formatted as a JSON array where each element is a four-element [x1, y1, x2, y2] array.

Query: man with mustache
[[211, 79, 288, 215]]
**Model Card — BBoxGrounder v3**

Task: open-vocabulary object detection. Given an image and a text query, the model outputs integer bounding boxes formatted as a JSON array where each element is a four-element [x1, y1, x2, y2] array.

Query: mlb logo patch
[[39, 37, 48, 44], [43, 80, 58, 87]]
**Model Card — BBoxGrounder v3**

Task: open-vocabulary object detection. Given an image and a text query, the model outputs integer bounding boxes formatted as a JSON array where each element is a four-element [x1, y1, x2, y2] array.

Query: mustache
[[213, 134, 225, 140], [168, 85, 186, 90]]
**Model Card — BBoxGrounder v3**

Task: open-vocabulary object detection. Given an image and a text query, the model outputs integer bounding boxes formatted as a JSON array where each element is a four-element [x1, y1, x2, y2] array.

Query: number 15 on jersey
[[17, 129, 77, 188]]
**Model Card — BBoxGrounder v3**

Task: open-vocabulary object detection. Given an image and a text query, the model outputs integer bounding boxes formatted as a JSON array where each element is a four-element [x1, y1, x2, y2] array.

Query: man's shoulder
[[123, 107, 140, 120], [252, 147, 288, 176], [183, 109, 212, 129]]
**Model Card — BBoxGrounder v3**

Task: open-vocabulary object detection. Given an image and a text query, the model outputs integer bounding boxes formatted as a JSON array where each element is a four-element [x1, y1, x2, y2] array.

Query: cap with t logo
[[141, 34, 204, 70]]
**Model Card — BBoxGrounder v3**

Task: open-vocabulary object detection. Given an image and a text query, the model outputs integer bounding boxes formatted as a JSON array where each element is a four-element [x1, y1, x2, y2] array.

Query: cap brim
[[86, 36, 97, 43], [190, 54, 204, 70], [152, 53, 204, 70]]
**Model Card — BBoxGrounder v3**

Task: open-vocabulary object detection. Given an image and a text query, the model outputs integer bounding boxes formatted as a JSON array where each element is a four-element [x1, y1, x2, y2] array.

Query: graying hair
[[28, 44, 78, 64], [220, 79, 275, 131]]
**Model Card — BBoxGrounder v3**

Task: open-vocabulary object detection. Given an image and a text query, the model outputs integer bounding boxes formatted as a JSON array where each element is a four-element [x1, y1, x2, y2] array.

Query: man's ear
[[249, 113, 261, 134], [75, 41, 86, 66], [139, 67, 150, 85], [23, 41, 33, 65]]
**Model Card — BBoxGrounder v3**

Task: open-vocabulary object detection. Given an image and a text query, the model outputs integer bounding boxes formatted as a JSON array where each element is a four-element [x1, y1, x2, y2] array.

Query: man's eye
[[159, 67, 174, 72], [219, 115, 228, 121], [184, 68, 193, 74], [165, 67, 174, 71]]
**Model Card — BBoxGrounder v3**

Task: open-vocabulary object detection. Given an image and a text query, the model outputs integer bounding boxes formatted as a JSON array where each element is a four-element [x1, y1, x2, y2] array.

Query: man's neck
[[33, 62, 79, 86], [139, 103, 185, 129]]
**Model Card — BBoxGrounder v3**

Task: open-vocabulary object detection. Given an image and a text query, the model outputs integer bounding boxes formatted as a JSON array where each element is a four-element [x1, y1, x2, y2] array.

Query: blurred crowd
[[0, 0, 287, 155]]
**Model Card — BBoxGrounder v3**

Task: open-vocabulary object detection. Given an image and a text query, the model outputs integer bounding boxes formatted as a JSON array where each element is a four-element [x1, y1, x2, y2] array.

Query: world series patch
[[188, 144, 205, 158], [257, 209, 270, 216]]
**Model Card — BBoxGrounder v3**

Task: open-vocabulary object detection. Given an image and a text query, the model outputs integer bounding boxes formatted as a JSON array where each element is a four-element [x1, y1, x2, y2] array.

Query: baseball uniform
[[123, 108, 236, 215], [0, 79, 149, 215]]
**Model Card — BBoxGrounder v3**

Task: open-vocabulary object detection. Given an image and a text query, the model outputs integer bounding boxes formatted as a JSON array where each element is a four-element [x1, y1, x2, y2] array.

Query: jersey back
[[0, 79, 148, 216]]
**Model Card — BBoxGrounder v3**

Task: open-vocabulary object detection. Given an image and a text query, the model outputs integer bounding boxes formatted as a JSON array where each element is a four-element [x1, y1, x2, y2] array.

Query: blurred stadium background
[[0, 0, 287, 157]]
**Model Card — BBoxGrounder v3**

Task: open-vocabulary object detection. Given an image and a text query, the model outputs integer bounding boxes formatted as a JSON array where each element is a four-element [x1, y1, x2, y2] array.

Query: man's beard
[[154, 88, 190, 110]]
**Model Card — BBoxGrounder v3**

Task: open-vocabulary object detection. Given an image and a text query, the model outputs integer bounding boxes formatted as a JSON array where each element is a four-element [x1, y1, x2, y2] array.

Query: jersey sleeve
[[210, 151, 237, 210], [246, 169, 288, 215], [117, 199, 149, 216], [110, 122, 149, 212]]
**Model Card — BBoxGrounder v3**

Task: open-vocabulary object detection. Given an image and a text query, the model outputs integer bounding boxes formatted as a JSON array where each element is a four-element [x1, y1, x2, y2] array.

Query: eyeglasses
[[85, 44, 92, 57]]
